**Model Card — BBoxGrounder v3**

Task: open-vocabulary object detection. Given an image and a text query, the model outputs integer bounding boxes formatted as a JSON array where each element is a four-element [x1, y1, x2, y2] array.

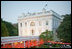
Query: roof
[[18, 10, 61, 20]]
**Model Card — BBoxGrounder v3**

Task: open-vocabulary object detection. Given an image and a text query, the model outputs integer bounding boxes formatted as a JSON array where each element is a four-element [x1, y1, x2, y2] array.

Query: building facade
[[18, 9, 62, 41]]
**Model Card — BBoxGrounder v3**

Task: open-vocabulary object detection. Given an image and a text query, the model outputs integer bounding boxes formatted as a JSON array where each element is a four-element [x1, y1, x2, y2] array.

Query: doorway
[[32, 30, 34, 35]]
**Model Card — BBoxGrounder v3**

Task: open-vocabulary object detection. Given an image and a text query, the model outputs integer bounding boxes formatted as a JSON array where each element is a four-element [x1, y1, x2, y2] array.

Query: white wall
[[18, 15, 53, 36], [18, 10, 61, 39]]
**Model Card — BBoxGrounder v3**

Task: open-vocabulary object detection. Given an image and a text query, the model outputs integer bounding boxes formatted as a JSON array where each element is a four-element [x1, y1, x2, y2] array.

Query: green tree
[[1, 20, 9, 37], [57, 14, 71, 43], [4, 21, 18, 36], [39, 30, 53, 43], [1, 18, 18, 37]]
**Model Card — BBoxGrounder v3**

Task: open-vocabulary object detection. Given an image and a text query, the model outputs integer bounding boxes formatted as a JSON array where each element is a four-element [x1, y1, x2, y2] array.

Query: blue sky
[[1, 1, 71, 24]]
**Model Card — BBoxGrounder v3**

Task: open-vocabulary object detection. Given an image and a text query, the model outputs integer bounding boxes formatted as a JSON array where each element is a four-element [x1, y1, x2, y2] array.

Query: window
[[25, 22, 27, 26], [46, 21, 48, 25], [20, 23, 22, 27], [30, 22, 35, 26]]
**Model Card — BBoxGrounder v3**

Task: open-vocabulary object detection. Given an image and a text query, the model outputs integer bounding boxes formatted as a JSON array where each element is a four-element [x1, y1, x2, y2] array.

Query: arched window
[[30, 22, 35, 26]]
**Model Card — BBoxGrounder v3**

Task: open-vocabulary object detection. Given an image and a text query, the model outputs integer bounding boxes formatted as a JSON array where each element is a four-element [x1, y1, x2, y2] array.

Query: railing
[[1, 38, 71, 48], [1, 36, 39, 44]]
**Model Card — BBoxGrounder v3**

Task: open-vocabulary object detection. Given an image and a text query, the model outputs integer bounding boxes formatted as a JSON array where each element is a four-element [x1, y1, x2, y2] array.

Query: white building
[[18, 9, 62, 41]]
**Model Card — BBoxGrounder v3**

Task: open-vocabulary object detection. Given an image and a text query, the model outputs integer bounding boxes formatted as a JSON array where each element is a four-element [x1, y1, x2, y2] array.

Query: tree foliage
[[57, 14, 71, 43], [39, 30, 53, 43], [1, 19, 18, 37], [1, 20, 9, 37]]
